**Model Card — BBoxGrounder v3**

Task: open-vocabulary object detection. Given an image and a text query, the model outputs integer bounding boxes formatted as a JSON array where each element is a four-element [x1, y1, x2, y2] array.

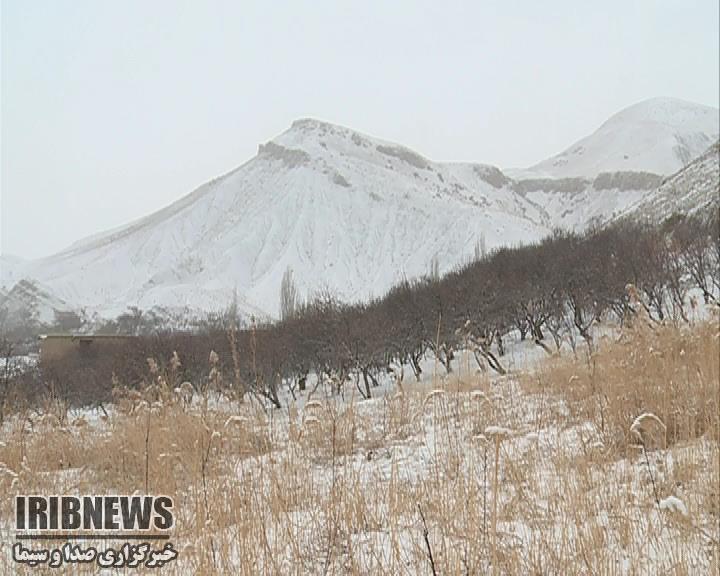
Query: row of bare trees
[[12, 209, 720, 409]]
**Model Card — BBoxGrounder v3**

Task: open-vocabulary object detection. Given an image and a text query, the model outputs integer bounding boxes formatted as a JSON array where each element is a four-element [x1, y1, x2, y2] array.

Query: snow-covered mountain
[[2, 119, 553, 320], [0, 278, 73, 326], [1, 98, 718, 325], [527, 97, 718, 178]]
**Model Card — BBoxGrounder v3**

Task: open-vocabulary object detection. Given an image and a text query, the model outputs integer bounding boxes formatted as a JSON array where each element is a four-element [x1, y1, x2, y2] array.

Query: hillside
[[1, 98, 718, 324], [528, 97, 718, 178], [2, 120, 551, 320], [619, 140, 720, 222]]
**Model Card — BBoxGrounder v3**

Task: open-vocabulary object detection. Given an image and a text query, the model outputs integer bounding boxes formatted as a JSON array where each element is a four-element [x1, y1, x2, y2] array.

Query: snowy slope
[[515, 171, 664, 230], [2, 120, 551, 319], [618, 140, 720, 222], [1, 98, 718, 324], [0, 278, 74, 326], [527, 98, 718, 178], [0, 254, 28, 290]]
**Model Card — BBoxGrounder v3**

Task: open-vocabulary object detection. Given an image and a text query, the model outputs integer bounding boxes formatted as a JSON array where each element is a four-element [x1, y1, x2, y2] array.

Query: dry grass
[[0, 319, 718, 574], [523, 315, 720, 452]]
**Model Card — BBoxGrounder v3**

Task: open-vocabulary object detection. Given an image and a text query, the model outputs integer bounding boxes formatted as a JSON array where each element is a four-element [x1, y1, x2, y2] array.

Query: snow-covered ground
[[1, 314, 716, 574]]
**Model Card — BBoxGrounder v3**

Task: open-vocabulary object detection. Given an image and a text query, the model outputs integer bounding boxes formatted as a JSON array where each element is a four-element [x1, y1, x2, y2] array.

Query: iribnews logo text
[[16, 495, 174, 532]]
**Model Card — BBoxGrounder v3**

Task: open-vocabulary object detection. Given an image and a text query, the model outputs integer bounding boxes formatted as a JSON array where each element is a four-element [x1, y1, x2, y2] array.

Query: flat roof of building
[[38, 334, 136, 340]]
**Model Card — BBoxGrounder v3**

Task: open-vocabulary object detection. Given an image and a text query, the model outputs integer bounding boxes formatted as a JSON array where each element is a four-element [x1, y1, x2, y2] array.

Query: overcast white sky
[[1, 0, 718, 259]]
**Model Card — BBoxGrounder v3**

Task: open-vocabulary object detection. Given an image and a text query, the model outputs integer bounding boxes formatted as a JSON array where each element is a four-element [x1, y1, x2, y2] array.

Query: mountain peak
[[289, 117, 340, 131], [601, 97, 718, 130], [282, 117, 361, 142], [530, 97, 719, 178], [268, 118, 433, 171], [268, 117, 373, 156]]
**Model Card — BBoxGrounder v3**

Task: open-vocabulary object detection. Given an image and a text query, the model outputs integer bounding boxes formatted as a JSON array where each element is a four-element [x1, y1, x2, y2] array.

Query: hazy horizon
[[2, 0, 719, 259]]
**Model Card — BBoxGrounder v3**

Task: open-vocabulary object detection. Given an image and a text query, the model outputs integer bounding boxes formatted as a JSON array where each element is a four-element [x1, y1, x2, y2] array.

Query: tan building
[[38, 334, 135, 363]]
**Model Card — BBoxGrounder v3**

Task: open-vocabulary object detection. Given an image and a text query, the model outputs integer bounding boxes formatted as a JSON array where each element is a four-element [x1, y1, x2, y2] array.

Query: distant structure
[[38, 334, 135, 363]]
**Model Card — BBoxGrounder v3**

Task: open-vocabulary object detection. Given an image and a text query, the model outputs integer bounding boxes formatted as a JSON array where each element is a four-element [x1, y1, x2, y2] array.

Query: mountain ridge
[[2, 98, 718, 326]]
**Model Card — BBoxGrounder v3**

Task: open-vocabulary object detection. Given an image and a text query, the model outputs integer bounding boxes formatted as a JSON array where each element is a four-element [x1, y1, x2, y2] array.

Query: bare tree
[[280, 267, 298, 321], [0, 333, 15, 423], [429, 255, 440, 280], [473, 233, 487, 262]]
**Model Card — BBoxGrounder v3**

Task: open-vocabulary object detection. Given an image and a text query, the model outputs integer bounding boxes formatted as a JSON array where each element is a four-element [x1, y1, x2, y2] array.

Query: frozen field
[[0, 316, 718, 574]]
